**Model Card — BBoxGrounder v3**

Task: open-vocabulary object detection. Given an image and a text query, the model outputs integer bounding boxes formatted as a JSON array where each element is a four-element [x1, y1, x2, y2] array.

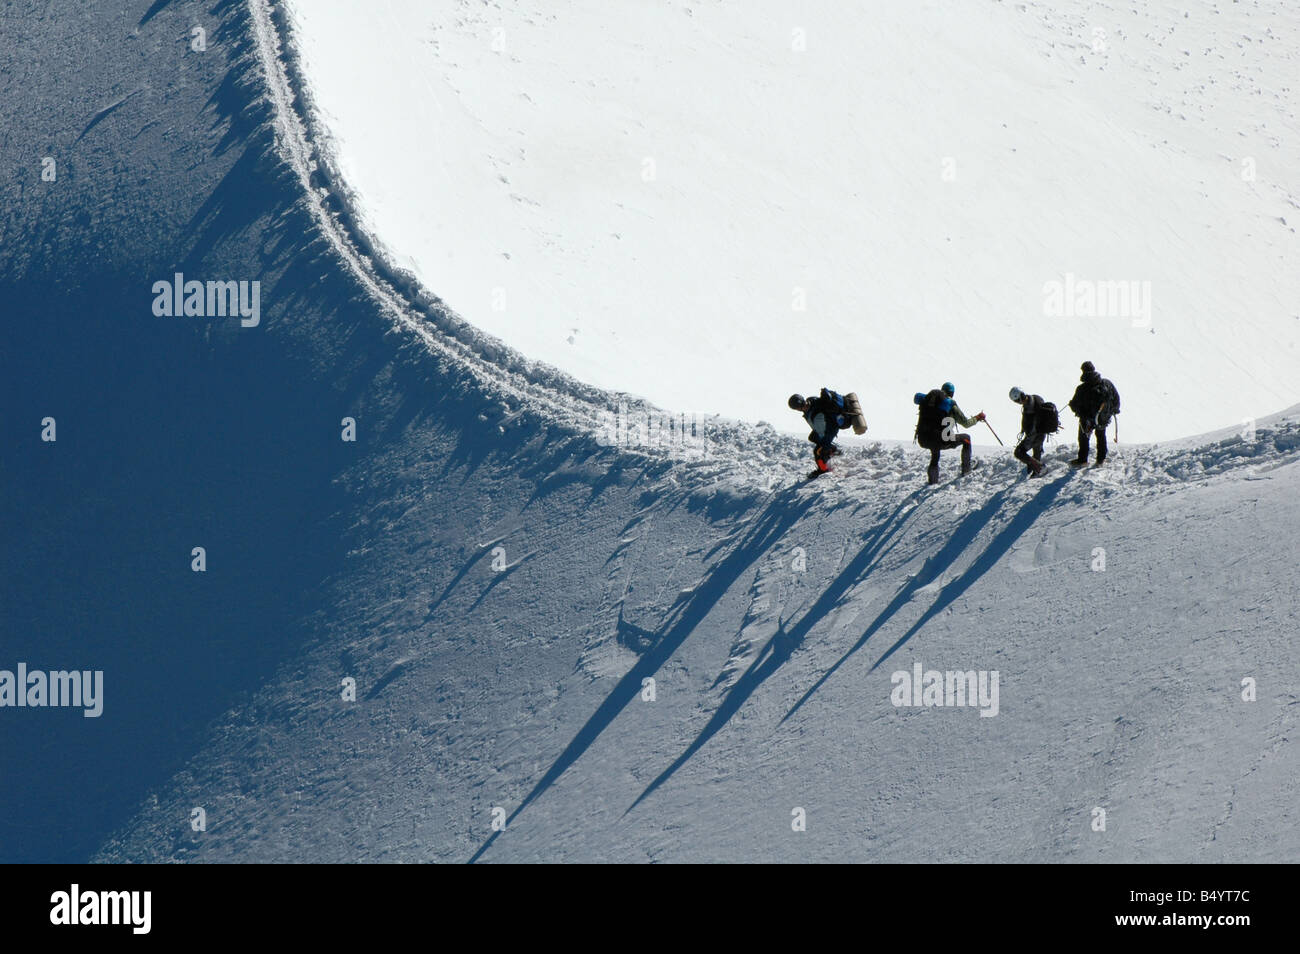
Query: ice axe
[[981, 417, 1004, 446]]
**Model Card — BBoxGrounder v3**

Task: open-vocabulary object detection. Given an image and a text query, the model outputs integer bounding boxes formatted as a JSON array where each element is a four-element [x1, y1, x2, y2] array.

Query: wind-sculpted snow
[[2, 0, 1296, 864]]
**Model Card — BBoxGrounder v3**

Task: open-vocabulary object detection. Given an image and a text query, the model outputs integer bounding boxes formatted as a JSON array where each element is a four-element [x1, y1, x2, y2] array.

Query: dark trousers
[[1014, 431, 1045, 470], [927, 435, 971, 484], [1077, 421, 1109, 462]]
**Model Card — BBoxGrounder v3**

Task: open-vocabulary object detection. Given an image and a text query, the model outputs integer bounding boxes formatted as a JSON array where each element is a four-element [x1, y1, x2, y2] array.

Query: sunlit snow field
[[287, 0, 1300, 442]]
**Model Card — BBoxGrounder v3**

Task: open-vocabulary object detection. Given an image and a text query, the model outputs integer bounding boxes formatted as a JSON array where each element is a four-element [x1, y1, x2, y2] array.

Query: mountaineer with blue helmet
[[913, 382, 985, 485]]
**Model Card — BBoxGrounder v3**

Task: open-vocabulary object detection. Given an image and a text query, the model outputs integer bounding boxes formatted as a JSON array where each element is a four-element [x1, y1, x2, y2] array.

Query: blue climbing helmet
[[942, 382, 955, 397]]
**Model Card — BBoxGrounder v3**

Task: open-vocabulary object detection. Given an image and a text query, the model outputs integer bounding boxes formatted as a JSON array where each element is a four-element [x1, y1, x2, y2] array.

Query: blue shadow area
[[0, 0, 440, 862]]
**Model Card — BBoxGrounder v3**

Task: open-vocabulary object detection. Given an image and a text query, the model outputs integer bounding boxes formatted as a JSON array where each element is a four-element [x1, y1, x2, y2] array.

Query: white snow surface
[[285, 0, 1300, 443], [73, 0, 1300, 864]]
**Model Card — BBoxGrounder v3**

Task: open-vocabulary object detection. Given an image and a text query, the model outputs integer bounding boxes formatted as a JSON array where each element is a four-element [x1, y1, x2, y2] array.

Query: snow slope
[[285, 0, 1300, 443], [2, 0, 1295, 865], [96, 396, 1300, 862]]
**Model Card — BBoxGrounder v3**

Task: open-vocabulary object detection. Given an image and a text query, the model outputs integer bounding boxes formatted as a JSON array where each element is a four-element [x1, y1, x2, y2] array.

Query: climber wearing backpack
[[1009, 386, 1061, 478], [1067, 361, 1121, 467], [913, 382, 985, 485], [789, 388, 865, 475]]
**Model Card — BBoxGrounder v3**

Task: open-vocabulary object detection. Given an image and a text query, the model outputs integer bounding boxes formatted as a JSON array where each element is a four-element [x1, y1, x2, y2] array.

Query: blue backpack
[[821, 388, 847, 413]]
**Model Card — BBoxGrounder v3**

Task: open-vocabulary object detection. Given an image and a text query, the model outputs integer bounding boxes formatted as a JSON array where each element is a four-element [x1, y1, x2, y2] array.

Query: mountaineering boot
[[812, 445, 837, 475]]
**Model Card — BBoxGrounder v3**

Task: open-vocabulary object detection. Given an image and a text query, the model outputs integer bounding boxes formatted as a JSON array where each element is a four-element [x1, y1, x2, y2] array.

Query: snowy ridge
[[248, 0, 616, 429], [251, 0, 1300, 492], [251, 0, 800, 480], [4, 0, 1294, 863], [280, 0, 1300, 444]]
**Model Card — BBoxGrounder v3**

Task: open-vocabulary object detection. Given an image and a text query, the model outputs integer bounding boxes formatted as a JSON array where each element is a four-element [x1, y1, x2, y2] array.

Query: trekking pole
[[982, 418, 1004, 446], [1114, 415, 1118, 444]]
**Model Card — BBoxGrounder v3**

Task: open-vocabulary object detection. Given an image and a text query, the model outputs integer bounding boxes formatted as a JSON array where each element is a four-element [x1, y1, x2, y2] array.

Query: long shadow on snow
[[138, 0, 180, 27], [625, 488, 926, 813], [868, 476, 1067, 673], [782, 477, 1066, 723], [467, 489, 814, 862]]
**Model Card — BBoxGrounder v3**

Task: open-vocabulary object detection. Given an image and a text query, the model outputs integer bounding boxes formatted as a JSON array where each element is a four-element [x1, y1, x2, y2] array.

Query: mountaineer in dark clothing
[[1068, 361, 1121, 467], [914, 382, 985, 485], [1008, 386, 1061, 478]]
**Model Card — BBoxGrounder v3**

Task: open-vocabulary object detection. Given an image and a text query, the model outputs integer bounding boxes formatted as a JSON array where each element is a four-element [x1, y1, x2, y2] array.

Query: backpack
[[843, 391, 868, 435], [1103, 380, 1120, 416], [1071, 378, 1121, 419], [1036, 401, 1062, 435], [820, 388, 847, 414], [914, 388, 951, 448]]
